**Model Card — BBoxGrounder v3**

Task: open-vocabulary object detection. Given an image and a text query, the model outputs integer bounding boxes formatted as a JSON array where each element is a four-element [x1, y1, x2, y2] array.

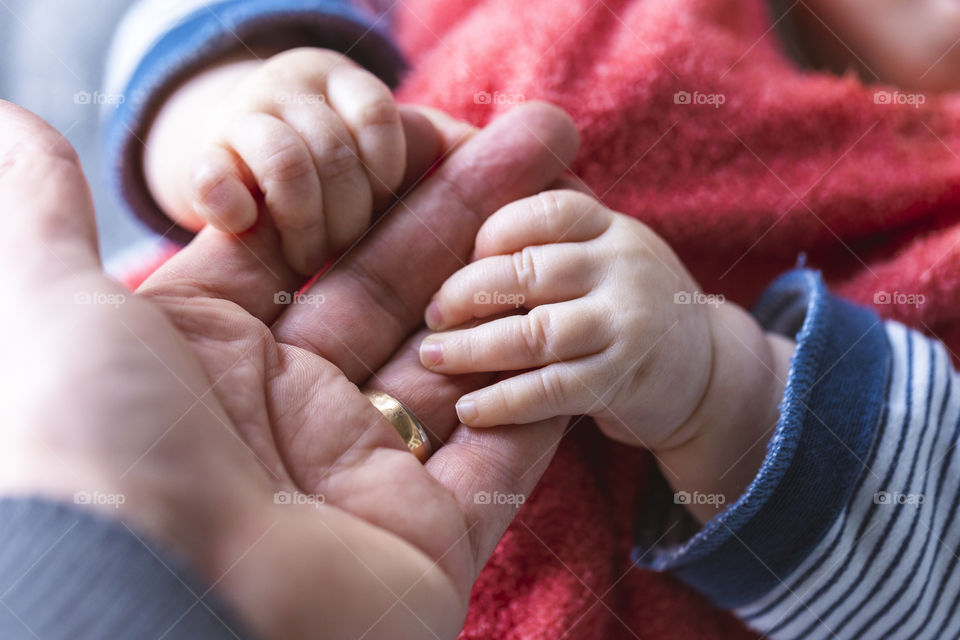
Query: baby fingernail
[[425, 302, 444, 330], [456, 398, 478, 424], [194, 171, 233, 210], [420, 339, 444, 367]]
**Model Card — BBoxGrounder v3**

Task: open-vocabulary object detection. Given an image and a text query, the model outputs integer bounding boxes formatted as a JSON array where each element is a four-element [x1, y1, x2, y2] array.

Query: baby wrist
[[653, 301, 792, 523]]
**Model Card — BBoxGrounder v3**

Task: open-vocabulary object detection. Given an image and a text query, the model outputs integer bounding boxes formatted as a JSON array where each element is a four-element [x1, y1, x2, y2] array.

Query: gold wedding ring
[[362, 389, 432, 463]]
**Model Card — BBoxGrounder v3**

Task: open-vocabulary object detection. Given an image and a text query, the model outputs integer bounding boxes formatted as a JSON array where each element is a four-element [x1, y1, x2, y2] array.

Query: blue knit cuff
[[632, 269, 891, 609], [103, 0, 406, 241], [0, 498, 252, 640]]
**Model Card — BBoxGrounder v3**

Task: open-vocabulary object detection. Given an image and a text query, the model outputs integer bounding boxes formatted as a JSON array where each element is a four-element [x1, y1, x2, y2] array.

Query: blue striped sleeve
[[634, 269, 960, 639], [102, 0, 406, 240]]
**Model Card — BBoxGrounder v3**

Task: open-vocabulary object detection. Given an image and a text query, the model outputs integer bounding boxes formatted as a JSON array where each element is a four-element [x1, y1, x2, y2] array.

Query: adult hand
[[0, 99, 578, 640]]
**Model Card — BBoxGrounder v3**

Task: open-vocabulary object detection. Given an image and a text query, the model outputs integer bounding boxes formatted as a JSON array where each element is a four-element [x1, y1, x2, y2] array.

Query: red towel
[[390, 0, 960, 638]]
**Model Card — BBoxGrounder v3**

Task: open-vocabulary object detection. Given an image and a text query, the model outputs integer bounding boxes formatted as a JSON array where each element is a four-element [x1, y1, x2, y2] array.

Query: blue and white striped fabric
[[102, 0, 404, 238], [636, 269, 960, 639]]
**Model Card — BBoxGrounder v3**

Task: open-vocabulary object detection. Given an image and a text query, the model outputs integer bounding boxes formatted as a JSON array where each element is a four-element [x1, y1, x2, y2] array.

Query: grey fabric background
[[0, 0, 155, 263]]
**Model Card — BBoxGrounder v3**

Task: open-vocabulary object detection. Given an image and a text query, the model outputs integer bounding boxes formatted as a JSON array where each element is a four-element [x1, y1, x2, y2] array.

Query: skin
[[144, 48, 410, 274], [420, 192, 796, 523], [0, 99, 579, 640], [148, 45, 796, 531], [794, 0, 960, 91], [10, 41, 799, 635], [32, 5, 955, 633]]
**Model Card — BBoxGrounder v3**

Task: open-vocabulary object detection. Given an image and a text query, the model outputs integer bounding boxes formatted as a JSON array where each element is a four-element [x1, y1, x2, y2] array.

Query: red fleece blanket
[[124, 1, 960, 637], [391, 0, 960, 638]]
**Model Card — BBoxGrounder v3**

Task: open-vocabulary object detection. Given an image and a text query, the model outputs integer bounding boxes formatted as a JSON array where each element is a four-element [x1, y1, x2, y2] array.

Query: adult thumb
[[0, 101, 100, 291]]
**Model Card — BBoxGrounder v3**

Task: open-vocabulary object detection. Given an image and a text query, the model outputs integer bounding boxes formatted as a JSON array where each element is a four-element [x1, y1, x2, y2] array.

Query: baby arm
[[419, 190, 795, 523], [423, 190, 960, 639]]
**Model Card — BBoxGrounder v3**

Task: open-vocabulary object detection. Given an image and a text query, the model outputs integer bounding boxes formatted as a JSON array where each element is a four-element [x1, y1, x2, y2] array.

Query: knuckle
[[527, 189, 603, 237], [536, 366, 568, 411], [493, 379, 542, 427], [344, 259, 421, 327], [432, 170, 485, 226], [356, 96, 400, 130], [462, 331, 484, 365], [520, 308, 552, 357], [511, 246, 540, 291], [494, 383, 519, 420], [318, 142, 361, 182], [529, 190, 564, 232], [260, 139, 314, 184], [545, 188, 594, 213]]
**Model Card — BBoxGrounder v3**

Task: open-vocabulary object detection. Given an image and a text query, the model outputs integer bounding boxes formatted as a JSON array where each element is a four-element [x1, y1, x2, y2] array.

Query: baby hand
[[148, 48, 405, 274], [418, 190, 715, 449]]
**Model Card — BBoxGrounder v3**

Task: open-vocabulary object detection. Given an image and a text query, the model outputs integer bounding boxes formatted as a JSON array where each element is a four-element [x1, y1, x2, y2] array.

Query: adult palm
[[0, 100, 578, 639]]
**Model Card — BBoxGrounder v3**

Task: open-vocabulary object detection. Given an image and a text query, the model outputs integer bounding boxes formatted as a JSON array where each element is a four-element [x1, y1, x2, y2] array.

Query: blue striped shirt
[[637, 270, 960, 639]]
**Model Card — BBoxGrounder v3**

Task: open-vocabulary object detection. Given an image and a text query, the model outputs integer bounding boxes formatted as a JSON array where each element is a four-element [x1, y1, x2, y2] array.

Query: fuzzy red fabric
[[390, 0, 960, 638], [123, 1, 960, 637]]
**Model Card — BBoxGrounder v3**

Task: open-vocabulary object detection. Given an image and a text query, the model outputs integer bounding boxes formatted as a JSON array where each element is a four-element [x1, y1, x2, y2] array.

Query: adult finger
[[369, 105, 476, 214], [0, 101, 100, 288], [427, 415, 570, 568], [362, 328, 494, 449], [273, 102, 580, 382], [549, 172, 593, 195]]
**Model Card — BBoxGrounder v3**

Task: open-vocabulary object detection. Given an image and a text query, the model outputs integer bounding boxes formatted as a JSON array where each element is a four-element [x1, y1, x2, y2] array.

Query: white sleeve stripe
[[779, 331, 939, 638], [831, 339, 949, 638], [737, 323, 960, 639], [876, 344, 958, 638], [909, 403, 960, 640], [761, 328, 930, 638]]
